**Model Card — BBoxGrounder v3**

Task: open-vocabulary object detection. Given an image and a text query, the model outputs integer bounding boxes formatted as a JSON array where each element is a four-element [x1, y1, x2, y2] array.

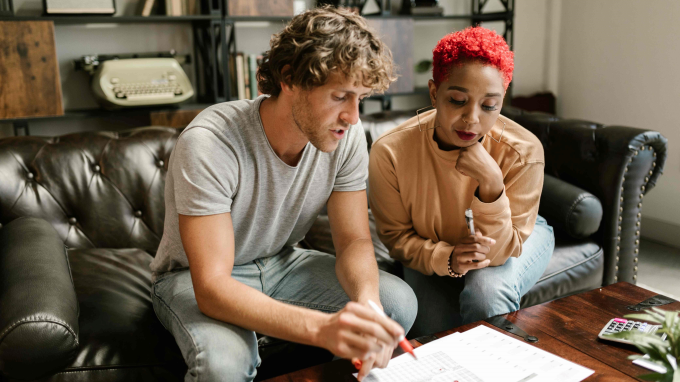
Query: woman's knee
[[378, 272, 418, 334], [460, 271, 520, 316]]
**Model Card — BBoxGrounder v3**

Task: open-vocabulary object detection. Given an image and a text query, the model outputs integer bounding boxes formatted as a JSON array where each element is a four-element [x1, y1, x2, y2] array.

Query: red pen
[[353, 300, 417, 370]]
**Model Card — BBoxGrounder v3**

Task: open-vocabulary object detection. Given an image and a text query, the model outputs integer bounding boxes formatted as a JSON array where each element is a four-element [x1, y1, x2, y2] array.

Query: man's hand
[[456, 142, 504, 203], [353, 342, 393, 381], [350, 300, 397, 380], [315, 302, 403, 380], [450, 231, 496, 275]]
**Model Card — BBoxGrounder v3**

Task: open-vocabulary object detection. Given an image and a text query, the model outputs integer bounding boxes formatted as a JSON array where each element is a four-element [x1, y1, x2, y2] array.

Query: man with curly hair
[[149, 6, 417, 382]]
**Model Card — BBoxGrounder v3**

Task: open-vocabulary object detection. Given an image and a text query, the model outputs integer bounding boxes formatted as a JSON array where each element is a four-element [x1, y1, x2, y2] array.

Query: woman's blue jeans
[[404, 215, 555, 338]]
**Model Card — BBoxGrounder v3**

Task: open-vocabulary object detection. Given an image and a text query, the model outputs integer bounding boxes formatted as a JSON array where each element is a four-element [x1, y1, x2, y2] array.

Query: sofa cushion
[[520, 235, 603, 308], [45, 248, 186, 381], [539, 174, 603, 239], [0, 218, 79, 380]]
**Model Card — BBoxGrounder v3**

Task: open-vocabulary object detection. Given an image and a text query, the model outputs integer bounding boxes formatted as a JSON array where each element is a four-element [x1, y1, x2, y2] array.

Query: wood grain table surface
[[264, 282, 680, 382]]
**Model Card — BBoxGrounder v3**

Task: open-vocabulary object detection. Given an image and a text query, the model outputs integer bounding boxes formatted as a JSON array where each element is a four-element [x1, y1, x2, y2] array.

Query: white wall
[[556, 0, 680, 246], [511, 0, 561, 97]]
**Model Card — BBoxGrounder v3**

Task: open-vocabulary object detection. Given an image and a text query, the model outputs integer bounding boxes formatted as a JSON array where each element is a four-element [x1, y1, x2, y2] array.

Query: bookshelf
[[3, 15, 221, 23], [0, 0, 514, 135]]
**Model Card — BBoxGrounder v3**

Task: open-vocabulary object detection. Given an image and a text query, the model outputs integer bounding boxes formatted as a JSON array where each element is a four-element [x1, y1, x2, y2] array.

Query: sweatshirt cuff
[[432, 242, 455, 276], [470, 186, 510, 216]]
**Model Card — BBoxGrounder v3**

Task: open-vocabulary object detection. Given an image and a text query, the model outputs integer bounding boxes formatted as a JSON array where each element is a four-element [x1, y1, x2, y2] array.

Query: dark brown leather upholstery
[[506, 108, 667, 285], [0, 128, 184, 382], [0, 127, 179, 253], [0, 218, 79, 380], [0, 107, 668, 381]]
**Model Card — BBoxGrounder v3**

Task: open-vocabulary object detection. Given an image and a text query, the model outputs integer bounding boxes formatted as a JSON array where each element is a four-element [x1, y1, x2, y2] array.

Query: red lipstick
[[455, 130, 477, 141]]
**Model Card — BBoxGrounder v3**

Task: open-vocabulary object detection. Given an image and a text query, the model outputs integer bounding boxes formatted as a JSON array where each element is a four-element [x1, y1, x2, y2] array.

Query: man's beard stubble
[[291, 95, 340, 154]]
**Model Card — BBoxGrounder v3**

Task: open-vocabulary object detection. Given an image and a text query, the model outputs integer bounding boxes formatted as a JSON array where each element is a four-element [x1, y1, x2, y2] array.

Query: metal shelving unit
[[0, 15, 221, 23], [0, 0, 514, 133]]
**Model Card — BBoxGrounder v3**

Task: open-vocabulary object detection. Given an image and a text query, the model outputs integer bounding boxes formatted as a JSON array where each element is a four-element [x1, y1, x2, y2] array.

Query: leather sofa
[[0, 107, 667, 381]]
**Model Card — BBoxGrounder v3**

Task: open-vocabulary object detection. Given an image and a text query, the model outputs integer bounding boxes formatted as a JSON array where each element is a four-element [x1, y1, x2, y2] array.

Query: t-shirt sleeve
[[171, 127, 239, 216], [333, 120, 369, 192]]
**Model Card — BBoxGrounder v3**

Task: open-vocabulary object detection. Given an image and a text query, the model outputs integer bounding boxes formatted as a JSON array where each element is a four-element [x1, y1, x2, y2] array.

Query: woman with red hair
[[368, 27, 554, 334]]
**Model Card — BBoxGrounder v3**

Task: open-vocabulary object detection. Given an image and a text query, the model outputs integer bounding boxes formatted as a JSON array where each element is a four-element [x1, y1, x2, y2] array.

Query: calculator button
[[614, 318, 627, 323]]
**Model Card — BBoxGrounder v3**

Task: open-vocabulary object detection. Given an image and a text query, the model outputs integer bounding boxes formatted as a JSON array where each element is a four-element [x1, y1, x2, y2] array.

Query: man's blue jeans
[[151, 248, 418, 382], [404, 215, 555, 337]]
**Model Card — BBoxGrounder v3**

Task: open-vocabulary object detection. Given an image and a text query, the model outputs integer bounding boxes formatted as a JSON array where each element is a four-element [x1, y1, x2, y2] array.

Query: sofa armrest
[[0, 217, 79, 380], [512, 113, 668, 285], [539, 174, 603, 239]]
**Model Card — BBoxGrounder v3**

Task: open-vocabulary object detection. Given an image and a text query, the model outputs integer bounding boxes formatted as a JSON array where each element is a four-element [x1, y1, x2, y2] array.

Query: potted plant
[[604, 308, 679, 382]]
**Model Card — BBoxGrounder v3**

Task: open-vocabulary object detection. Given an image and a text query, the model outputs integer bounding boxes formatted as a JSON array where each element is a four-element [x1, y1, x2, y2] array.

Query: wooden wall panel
[[0, 21, 63, 119], [367, 18, 414, 95], [228, 0, 294, 17]]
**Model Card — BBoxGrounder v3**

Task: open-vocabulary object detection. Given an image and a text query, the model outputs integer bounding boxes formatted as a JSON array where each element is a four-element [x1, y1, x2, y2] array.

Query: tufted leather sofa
[[0, 108, 668, 381]]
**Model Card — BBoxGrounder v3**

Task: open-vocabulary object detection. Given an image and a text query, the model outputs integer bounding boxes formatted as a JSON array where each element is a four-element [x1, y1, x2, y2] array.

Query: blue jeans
[[151, 247, 418, 382], [404, 215, 555, 337]]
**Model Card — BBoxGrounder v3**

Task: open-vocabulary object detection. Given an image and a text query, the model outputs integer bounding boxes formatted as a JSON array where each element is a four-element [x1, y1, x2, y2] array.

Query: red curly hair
[[432, 26, 514, 90]]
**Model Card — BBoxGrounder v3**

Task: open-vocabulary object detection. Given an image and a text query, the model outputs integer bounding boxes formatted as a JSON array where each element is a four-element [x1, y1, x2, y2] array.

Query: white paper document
[[358, 325, 594, 382]]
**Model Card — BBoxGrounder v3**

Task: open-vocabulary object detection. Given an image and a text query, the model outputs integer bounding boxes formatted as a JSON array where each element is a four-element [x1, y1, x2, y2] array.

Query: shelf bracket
[[13, 121, 29, 136]]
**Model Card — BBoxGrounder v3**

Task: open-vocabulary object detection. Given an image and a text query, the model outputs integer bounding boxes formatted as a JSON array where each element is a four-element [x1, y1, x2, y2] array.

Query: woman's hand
[[450, 231, 495, 274], [456, 142, 504, 203]]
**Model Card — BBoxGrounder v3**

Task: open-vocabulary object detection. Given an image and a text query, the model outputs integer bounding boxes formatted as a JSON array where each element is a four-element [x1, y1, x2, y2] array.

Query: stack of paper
[[358, 326, 594, 382]]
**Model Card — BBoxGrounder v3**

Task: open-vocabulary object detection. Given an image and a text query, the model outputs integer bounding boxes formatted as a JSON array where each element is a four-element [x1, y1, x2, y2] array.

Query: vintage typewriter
[[76, 51, 194, 109]]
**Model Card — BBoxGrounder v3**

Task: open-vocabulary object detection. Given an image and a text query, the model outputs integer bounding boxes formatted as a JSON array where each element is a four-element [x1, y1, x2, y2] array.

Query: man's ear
[[279, 64, 295, 95]]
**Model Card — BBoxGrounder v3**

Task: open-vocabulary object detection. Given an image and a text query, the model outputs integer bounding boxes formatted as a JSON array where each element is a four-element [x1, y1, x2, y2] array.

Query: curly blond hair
[[257, 6, 396, 97]]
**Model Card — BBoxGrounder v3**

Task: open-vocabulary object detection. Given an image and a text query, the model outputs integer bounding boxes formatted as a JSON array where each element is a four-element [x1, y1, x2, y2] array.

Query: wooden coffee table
[[263, 282, 680, 381]]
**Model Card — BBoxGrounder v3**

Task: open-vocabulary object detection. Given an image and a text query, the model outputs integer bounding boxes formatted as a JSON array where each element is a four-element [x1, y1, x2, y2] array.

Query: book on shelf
[[186, 0, 198, 15], [141, 0, 155, 16], [243, 55, 251, 100], [232, 52, 263, 100], [235, 53, 246, 100], [165, 0, 198, 15], [249, 55, 259, 100]]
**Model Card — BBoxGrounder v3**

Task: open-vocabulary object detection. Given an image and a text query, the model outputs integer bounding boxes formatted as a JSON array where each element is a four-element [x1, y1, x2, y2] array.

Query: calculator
[[597, 318, 667, 345]]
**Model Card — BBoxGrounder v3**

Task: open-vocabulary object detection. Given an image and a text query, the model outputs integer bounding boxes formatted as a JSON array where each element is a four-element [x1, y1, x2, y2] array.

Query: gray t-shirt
[[150, 96, 369, 278]]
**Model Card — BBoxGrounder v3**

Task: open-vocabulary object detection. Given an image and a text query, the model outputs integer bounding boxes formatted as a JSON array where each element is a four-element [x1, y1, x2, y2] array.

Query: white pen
[[367, 300, 417, 359], [465, 208, 475, 235]]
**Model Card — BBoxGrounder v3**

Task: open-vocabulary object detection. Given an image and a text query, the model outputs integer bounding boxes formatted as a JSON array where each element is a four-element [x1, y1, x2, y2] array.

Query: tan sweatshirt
[[368, 109, 545, 276]]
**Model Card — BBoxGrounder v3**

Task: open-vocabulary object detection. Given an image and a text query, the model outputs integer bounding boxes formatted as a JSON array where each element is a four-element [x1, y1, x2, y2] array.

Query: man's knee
[[183, 322, 260, 382], [378, 272, 418, 334]]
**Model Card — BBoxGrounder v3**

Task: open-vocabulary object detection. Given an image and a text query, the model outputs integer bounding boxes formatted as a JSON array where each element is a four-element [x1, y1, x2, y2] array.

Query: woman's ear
[[428, 79, 437, 107]]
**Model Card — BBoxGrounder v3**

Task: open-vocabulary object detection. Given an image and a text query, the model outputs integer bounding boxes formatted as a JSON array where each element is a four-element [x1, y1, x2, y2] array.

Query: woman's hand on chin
[[456, 143, 504, 203]]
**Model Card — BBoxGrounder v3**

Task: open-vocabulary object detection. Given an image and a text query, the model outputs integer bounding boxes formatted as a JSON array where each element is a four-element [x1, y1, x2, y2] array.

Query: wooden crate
[[0, 21, 63, 120]]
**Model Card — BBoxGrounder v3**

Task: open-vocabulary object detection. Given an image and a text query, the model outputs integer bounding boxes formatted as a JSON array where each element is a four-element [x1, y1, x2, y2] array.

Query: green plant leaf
[[619, 308, 680, 381], [665, 311, 678, 330], [650, 308, 672, 322], [414, 60, 432, 73], [639, 372, 669, 381], [627, 313, 663, 324]]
